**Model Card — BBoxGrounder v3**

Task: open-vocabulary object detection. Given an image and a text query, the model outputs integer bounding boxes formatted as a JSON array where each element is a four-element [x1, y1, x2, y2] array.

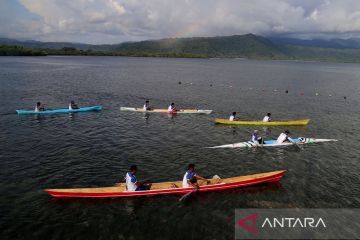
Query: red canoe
[[45, 170, 285, 198]]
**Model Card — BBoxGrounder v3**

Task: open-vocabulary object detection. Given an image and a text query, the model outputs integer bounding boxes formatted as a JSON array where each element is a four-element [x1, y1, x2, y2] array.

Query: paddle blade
[[179, 190, 195, 202]]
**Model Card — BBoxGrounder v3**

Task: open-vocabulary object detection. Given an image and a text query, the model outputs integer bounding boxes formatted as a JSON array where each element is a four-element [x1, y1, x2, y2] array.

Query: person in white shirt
[[182, 164, 209, 189], [229, 112, 236, 121], [168, 103, 177, 113], [69, 100, 79, 110], [276, 130, 295, 144], [251, 130, 263, 145], [263, 113, 271, 122], [143, 100, 151, 111], [125, 165, 152, 191], [34, 102, 45, 112]]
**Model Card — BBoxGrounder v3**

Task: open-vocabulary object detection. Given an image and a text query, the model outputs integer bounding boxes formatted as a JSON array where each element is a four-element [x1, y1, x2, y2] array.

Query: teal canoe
[[16, 106, 102, 115]]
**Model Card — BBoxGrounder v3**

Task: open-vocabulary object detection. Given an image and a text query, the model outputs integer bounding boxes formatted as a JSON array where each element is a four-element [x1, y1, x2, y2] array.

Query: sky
[[1, 0, 360, 44]]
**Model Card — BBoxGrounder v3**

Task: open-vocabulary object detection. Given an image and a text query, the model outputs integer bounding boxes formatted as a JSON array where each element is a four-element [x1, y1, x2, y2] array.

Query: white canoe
[[206, 137, 338, 149], [120, 107, 212, 114]]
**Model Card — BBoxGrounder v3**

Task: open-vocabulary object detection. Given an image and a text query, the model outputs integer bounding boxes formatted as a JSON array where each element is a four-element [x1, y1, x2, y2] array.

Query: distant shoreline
[[3, 33, 360, 63], [1, 44, 360, 64]]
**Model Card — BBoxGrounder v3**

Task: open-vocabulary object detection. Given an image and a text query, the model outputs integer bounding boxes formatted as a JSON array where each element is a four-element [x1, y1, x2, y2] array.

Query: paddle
[[178, 175, 221, 202], [290, 138, 301, 149], [178, 188, 197, 202]]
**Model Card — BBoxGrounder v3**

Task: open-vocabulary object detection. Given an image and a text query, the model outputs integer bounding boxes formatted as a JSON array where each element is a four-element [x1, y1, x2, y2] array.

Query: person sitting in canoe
[[69, 100, 79, 110], [182, 164, 210, 189], [143, 100, 152, 111], [168, 103, 177, 113], [35, 102, 45, 112], [125, 165, 152, 191], [229, 112, 236, 121], [276, 130, 295, 144], [251, 130, 263, 145], [263, 113, 271, 122]]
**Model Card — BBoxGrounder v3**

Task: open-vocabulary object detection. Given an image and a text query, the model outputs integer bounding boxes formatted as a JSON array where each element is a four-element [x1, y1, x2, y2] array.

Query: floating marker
[[315, 93, 319, 96], [178, 81, 182, 85], [285, 90, 289, 93]]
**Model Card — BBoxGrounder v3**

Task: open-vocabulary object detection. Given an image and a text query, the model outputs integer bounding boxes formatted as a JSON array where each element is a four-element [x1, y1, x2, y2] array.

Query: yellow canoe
[[215, 118, 310, 126]]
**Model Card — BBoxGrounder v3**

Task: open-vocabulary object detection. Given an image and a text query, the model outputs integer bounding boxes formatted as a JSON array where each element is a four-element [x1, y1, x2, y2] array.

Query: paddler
[[229, 112, 236, 121], [168, 103, 177, 113], [182, 164, 210, 189], [125, 165, 152, 191], [276, 130, 295, 144], [69, 100, 79, 110], [263, 113, 271, 122], [35, 102, 45, 112], [251, 130, 263, 145], [143, 100, 152, 111]]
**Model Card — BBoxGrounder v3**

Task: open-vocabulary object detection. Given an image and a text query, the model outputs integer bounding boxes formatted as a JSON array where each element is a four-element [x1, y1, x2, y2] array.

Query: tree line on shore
[[0, 45, 207, 58]]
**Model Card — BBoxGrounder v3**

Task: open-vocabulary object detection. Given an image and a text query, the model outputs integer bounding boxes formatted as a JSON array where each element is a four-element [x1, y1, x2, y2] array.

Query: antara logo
[[237, 214, 258, 234], [262, 217, 326, 228], [237, 214, 326, 234]]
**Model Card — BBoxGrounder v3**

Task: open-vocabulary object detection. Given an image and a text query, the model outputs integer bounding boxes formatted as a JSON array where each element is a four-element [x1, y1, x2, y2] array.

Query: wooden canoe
[[215, 118, 310, 126], [44, 170, 285, 198], [120, 107, 212, 114]]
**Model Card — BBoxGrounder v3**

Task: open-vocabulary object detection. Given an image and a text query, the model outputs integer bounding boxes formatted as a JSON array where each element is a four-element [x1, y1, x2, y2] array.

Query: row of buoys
[[177, 82, 349, 99]]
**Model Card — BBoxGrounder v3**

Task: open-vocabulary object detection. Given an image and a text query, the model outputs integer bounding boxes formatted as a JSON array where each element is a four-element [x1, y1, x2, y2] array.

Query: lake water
[[0, 56, 359, 239]]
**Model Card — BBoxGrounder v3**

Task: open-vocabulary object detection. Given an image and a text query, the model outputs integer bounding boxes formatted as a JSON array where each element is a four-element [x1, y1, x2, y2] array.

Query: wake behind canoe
[[215, 118, 310, 126], [120, 107, 212, 114], [44, 170, 285, 198], [16, 106, 102, 115]]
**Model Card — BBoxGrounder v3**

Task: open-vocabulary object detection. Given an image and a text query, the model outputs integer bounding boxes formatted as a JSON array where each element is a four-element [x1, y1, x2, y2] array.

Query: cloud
[[1, 0, 360, 43]]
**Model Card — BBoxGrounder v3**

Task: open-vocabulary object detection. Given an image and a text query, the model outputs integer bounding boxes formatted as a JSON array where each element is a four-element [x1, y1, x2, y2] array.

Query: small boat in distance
[[120, 107, 212, 114], [207, 137, 338, 149], [16, 106, 102, 115], [215, 118, 310, 126], [44, 170, 285, 198]]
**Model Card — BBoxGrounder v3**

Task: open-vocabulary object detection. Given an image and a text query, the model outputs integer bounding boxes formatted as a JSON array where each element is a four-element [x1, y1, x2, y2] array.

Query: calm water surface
[[0, 56, 359, 239]]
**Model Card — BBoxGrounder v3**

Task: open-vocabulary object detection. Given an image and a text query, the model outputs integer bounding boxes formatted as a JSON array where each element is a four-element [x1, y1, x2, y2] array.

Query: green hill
[[2, 34, 360, 62], [113, 34, 287, 59]]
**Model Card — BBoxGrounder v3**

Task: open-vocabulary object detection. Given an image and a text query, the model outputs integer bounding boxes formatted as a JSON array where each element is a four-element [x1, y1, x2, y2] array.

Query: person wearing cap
[[229, 112, 236, 121], [251, 130, 263, 145], [125, 165, 152, 191], [263, 113, 271, 122], [143, 100, 152, 111], [69, 100, 79, 110], [168, 102, 177, 113], [276, 130, 295, 144], [182, 164, 210, 189]]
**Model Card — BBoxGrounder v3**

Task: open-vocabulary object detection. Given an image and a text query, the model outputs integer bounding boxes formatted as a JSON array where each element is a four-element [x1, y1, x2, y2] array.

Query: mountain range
[[2, 34, 360, 62]]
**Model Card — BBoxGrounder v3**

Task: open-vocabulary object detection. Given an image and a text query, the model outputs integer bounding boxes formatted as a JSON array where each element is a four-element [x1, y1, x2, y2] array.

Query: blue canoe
[[16, 106, 102, 115]]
